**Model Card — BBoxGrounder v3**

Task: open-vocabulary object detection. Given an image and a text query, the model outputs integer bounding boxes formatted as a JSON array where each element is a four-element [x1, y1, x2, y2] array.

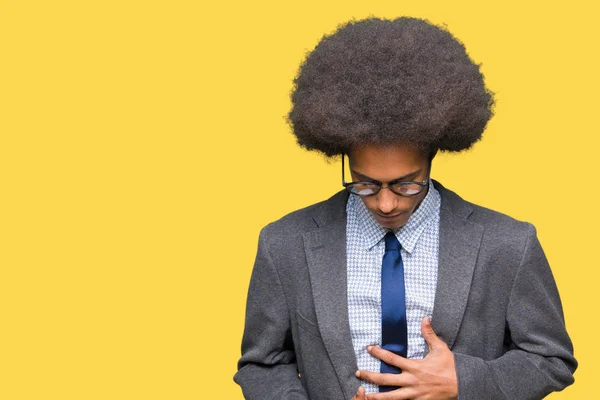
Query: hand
[[355, 316, 458, 400]]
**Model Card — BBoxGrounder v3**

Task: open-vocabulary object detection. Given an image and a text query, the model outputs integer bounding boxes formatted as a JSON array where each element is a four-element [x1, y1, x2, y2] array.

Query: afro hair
[[287, 17, 495, 157]]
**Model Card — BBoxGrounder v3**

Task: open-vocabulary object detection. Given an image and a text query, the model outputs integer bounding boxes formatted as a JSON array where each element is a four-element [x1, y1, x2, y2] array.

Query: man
[[234, 17, 577, 399]]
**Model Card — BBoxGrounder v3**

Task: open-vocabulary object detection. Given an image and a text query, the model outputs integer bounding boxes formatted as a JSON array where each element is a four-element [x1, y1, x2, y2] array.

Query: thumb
[[353, 385, 366, 400], [421, 315, 442, 351]]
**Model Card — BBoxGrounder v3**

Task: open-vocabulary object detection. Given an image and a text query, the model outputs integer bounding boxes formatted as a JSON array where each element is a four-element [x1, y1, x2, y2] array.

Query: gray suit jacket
[[234, 180, 577, 399]]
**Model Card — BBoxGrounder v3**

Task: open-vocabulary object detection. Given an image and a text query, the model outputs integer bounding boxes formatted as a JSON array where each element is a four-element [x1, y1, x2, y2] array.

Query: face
[[349, 143, 430, 230]]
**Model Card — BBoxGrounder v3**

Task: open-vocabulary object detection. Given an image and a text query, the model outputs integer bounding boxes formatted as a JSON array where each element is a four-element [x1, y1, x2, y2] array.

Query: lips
[[376, 212, 403, 219]]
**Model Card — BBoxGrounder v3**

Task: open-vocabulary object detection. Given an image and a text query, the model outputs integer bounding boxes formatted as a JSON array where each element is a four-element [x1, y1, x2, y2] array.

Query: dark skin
[[348, 143, 429, 231], [348, 143, 458, 400]]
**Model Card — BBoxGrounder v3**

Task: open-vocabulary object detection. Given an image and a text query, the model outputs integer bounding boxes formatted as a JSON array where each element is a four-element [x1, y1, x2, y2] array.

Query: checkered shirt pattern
[[346, 181, 441, 394]]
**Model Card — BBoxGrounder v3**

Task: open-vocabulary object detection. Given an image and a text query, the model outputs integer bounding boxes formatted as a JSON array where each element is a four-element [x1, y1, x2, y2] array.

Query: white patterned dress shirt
[[346, 180, 441, 394]]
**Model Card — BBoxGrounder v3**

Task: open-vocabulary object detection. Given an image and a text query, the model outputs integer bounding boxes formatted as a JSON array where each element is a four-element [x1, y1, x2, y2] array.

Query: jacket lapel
[[303, 190, 360, 399], [429, 181, 484, 353]]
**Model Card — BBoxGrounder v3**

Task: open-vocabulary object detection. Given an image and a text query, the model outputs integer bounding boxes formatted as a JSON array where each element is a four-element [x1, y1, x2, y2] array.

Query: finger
[[364, 386, 418, 400], [356, 369, 411, 387], [421, 315, 444, 352], [353, 385, 366, 400], [357, 385, 366, 400], [367, 345, 413, 370]]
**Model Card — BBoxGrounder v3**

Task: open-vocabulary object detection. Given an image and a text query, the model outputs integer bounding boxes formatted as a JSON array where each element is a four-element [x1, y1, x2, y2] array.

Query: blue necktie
[[380, 231, 407, 392]]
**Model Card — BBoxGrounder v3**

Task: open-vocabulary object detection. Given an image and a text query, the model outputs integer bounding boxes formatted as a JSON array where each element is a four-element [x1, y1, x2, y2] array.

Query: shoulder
[[259, 189, 348, 243], [470, 202, 537, 253], [436, 181, 541, 273], [435, 180, 536, 241]]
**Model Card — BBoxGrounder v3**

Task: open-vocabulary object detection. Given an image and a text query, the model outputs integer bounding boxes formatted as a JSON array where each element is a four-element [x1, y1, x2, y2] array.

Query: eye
[[357, 188, 376, 196], [391, 182, 423, 196], [348, 182, 379, 196]]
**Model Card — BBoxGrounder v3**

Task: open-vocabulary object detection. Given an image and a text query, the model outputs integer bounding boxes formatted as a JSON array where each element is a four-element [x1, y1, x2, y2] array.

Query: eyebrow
[[350, 168, 423, 183]]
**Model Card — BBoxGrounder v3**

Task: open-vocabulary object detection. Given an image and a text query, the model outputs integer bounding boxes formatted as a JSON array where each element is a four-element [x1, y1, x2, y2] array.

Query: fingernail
[[367, 345, 373, 352], [355, 370, 360, 377], [427, 315, 432, 324]]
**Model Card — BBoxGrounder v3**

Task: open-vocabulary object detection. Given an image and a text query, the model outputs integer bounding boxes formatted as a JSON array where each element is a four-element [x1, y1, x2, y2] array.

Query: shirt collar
[[351, 179, 440, 254]]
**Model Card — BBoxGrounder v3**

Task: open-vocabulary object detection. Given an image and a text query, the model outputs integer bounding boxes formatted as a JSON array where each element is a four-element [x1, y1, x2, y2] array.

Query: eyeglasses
[[341, 153, 430, 197]]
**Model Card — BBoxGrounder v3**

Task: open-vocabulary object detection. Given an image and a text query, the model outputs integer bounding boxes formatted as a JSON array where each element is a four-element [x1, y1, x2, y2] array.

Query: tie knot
[[384, 231, 401, 251]]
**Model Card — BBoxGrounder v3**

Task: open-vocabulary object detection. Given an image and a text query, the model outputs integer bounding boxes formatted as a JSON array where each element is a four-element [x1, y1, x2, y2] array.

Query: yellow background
[[1, 0, 597, 398]]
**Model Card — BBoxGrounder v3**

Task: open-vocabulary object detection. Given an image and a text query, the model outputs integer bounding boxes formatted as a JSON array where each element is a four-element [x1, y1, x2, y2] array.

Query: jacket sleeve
[[234, 226, 309, 399], [453, 224, 577, 399]]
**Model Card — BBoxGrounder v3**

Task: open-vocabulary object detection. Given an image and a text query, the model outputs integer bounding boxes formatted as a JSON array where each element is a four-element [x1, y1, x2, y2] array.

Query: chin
[[375, 216, 409, 230], [382, 222, 406, 230]]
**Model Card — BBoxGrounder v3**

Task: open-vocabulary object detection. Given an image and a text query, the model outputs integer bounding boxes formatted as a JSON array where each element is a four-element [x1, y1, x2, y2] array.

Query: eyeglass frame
[[341, 152, 431, 197]]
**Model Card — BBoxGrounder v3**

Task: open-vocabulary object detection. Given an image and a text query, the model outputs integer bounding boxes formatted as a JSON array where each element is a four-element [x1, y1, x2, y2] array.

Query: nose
[[376, 187, 398, 214]]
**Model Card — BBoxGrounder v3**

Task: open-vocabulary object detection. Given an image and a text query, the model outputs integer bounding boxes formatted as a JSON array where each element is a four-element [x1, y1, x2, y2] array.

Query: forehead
[[349, 143, 427, 178]]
